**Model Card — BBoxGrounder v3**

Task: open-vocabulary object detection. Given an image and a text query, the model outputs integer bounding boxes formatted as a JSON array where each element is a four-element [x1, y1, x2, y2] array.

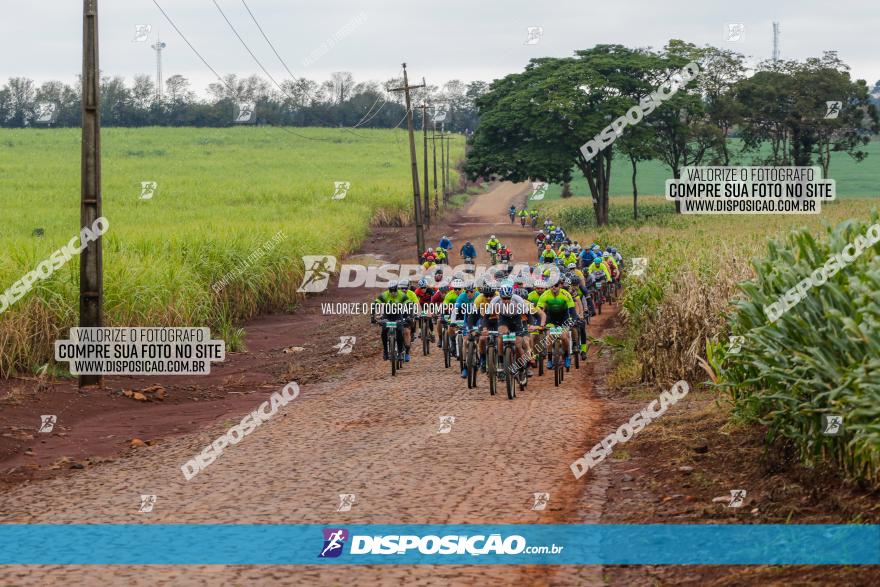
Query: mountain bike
[[377, 319, 404, 376], [501, 332, 526, 398], [508, 211, 516, 223], [520, 215, 527, 227], [548, 325, 567, 387], [442, 316, 458, 368], [453, 320, 467, 373], [530, 215, 538, 228], [489, 250, 499, 266], [569, 320, 581, 370], [419, 311, 432, 356]]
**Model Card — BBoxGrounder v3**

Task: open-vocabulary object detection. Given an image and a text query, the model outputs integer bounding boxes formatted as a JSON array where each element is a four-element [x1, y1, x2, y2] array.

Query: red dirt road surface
[[0, 182, 614, 586]]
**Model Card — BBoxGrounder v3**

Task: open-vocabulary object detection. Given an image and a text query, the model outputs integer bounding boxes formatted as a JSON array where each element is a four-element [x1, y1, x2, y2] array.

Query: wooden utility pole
[[432, 125, 438, 212], [446, 129, 452, 198], [420, 94, 429, 228], [390, 64, 426, 260], [439, 126, 446, 204], [80, 0, 103, 388]]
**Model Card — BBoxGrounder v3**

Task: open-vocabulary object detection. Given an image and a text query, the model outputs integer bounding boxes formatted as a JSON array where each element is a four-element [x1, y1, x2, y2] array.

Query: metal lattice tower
[[772, 22, 780, 63], [151, 35, 166, 100]]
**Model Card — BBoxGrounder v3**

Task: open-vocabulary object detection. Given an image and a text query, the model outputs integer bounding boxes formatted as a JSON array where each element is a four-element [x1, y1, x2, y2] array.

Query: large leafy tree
[[464, 45, 683, 225], [735, 52, 878, 175]]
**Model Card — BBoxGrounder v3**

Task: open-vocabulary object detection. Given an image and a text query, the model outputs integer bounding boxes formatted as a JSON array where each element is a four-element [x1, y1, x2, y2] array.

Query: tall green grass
[[714, 215, 880, 487], [0, 127, 465, 376]]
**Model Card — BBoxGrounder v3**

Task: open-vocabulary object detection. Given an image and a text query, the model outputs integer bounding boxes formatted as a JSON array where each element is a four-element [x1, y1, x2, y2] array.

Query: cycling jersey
[[442, 289, 462, 308], [591, 262, 612, 281], [450, 291, 479, 323], [540, 250, 557, 263], [430, 290, 447, 304], [486, 239, 501, 251], [537, 288, 575, 324], [414, 287, 435, 305], [405, 289, 420, 305]]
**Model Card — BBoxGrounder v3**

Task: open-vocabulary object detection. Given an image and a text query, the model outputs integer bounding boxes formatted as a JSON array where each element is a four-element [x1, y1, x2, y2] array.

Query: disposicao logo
[[319, 528, 349, 558]]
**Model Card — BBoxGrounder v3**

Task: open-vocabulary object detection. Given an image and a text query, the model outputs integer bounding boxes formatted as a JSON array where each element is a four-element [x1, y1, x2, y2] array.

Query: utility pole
[[446, 128, 452, 198], [439, 126, 446, 204], [420, 97, 429, 228], [390, 64, 426, 260], [81, 0, 103, 388], [432, 125, 438, 212], [151, 35, 166, 100]]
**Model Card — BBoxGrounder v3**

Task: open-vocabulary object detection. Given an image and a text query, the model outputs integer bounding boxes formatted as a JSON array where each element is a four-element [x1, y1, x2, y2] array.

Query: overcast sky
[[3, 0, 878, 94]]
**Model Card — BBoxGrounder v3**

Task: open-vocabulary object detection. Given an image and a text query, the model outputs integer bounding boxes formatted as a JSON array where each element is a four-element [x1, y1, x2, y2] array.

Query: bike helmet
[[567, 262, 577, 270], [398, 279, 411, 290], [427, 247, 434, 253], [388, 282, 398, 292], [609, 247, 617, 254], [480, 284, 494, 296], [513, 285, 526, 297], [490, 235, 496, 240], [465, 240, 472, 245], [464, 281, 476, 291], [562, 276, 572, 287], [534, 279, 547, 290], [499, 284, 513, 298], [451, 278, 465, 289], [602, 252, 610, 258], [592, 258, 603, 267], [538, 229, 545, 234], [417, 277, 428, 288]]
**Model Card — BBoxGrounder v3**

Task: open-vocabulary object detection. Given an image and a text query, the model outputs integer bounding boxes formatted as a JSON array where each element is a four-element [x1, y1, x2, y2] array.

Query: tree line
[[0, 72, 488, 132], [464, 41, 880, 224]]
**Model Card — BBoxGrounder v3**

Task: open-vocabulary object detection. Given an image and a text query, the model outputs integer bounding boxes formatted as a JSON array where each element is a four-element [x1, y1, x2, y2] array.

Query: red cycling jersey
[[414, 287, 435, 304], [430, 290, 447, 304]]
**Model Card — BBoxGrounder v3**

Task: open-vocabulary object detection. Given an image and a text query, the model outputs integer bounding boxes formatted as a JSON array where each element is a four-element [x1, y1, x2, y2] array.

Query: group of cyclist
[[370, 207, 624, 395], [509, 204, 541, 228]]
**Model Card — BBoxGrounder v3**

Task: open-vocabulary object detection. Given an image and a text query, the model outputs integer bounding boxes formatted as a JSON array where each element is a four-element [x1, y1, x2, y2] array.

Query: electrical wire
[[239, 0, 298, 81]]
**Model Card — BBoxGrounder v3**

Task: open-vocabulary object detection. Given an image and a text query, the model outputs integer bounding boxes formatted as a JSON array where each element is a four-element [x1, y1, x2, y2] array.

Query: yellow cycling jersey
[[405, 289, 420, 305]]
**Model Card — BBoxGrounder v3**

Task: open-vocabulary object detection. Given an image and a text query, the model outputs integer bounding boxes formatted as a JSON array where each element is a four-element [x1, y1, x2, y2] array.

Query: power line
[[152, 0, 350, 141], [239, 0, 298, 81], [210, 0, 367, 138]]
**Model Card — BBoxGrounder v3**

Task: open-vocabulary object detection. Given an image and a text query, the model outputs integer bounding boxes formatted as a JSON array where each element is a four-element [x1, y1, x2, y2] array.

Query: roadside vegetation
[[0, 127, 465, 376]]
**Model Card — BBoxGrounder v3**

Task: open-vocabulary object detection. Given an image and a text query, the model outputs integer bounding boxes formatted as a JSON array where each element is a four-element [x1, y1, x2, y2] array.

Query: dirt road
[[0, 183, 614, 586]]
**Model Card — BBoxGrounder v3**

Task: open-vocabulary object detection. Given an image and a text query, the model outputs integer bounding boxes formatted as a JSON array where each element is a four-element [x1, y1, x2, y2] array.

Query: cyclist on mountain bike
[[485, 284, 531, 379], [591, 256, 612, 282], [564, 275, 589, 360], [551, 226, 566, 244], [471, 283, 497, 373], [540, 244, 557, 264], [486, 235, 501, 262], [435, 246, 448, 265], [535, 230, 548, 248], [450, 281, 480, 378], [439, 235, 452, 251], [371, 281, 416, 362], [537, 279, 578, 369], [517, 208, 528, 226], [498, 243, 513, 263], [460, 240, 477, 262], [508, 205, 517, 222], [437, 278, 465, 351], [422, 247, 437, 264]]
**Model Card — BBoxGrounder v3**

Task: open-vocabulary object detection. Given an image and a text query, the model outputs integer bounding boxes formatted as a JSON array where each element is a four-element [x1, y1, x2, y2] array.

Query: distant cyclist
[[371, 281, 415, 362], [460, 240, 477, 262]]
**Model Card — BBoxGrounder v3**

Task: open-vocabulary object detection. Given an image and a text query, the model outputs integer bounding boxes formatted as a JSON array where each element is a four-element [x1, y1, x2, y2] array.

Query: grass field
[[0, 127, 465, 376], [540, 138, 880, 200]]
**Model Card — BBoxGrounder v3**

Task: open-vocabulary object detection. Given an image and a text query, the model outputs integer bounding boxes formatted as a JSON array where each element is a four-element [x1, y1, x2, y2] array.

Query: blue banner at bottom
[[1, 524, 878, 565]]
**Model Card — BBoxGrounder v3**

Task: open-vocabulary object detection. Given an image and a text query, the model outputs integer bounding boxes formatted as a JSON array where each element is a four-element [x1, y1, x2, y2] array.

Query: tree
[[735, 52, 879, 176], [330, 71, 354, 104], [465, 45, 682, 225], [5, 77, 36, 127], [165, 75, 193, 103]]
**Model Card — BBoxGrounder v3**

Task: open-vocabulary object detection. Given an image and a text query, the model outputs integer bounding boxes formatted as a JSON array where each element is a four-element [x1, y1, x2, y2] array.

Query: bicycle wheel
[[457, 332, 465, 371], [553, 339, 563, 387], [443, 329, 452, 368], [389, 329, 397, 377], [503, 345, 516, 400], [466, 338, 478, 389], [487, 344, 497, 396], [572, 327, 581, 370], [421, 319, 430, 356]]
